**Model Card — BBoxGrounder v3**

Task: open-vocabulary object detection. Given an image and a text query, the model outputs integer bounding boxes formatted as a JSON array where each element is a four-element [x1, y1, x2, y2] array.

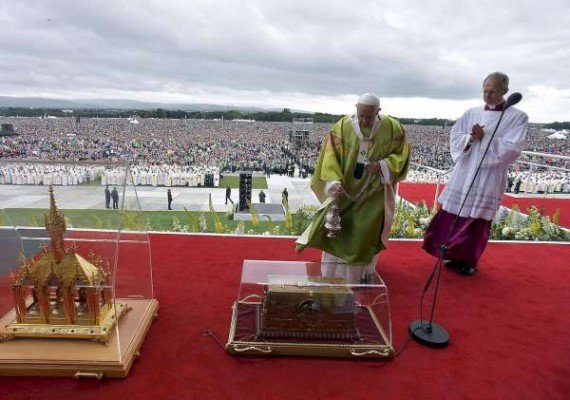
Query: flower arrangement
[[233, 221, 245, 235], [390, 200, 433, 239], [159, 200, 568, 242], [492, 205, 569, 241], [389, 200, 568, 242], [292, 205, 319, 235], [226, 204, 235, 220], [171, 216, 188, 232], [199, 213, 208, 232]]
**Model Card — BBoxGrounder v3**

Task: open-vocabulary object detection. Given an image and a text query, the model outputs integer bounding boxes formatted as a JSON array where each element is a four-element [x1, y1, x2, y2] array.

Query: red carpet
[[398, 182, 570, 228], [1, 234, 569, 400]]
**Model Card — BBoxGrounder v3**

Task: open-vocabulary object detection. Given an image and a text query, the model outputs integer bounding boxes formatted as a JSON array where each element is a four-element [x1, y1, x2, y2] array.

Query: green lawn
[[219, 176, 267, 189], [1, 207, 309, 236], [0, 177, 277, 232]]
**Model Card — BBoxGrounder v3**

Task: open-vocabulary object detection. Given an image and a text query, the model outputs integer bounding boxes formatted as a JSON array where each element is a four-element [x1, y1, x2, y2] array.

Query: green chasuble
[[296, 115, 410, 263]]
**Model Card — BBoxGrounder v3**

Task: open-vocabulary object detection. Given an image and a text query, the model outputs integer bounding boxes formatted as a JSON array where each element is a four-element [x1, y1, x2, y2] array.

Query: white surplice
[[439, 106, 528, 220]]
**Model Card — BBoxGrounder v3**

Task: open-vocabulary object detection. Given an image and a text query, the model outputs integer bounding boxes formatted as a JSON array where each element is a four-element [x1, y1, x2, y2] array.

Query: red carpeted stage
[[1, 234, 568, 400], [398, 182, 570, 228]]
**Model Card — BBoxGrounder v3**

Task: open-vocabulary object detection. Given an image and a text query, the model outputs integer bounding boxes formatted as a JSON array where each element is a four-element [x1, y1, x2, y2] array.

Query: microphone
[[505, 92, 522, 109]]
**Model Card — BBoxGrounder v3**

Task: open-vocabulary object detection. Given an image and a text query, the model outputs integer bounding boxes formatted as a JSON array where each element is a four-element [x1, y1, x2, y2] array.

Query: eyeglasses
[[481, 90, 501, 95]]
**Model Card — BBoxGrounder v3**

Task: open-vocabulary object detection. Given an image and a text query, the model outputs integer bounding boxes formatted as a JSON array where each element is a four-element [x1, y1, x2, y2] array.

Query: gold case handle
[[74, 372, 104, 379], [233, 345, 272, 354], [350, 349, 389, 357]]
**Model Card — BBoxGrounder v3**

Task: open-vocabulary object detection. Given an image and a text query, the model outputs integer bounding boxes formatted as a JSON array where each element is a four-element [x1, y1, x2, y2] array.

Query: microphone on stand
[[505, 92, 522, 109], [408, 91, 523, 348]]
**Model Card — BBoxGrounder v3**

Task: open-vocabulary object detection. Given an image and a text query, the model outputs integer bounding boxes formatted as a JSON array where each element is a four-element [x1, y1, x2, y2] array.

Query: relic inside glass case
[[0, 159, 158, 378], [1, 186, 128, 343], [226, 260, 393, 359]]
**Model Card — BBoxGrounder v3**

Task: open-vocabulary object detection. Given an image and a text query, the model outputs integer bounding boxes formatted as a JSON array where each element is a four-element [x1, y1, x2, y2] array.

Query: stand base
[[409, 320, 449, 348], [0, 299, 159, 378]]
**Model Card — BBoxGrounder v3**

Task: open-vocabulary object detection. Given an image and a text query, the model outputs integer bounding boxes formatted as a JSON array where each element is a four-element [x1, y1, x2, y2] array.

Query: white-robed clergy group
[[0, 165, 102, 185], [101, 165, 220, 187], [0, 164, 220, 188]]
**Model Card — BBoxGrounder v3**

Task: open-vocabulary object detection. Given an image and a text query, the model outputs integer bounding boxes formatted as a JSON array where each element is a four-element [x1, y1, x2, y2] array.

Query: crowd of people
[[0, 117, 315, 175], [102, 164, 220, 187], [506, 171, 570, 194], [0, 164, 102, 185], [0, 116, 568, 192]]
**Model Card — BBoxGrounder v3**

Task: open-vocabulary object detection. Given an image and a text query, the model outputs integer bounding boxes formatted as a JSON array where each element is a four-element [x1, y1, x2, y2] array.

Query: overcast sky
[[0, 0, 568, 122]]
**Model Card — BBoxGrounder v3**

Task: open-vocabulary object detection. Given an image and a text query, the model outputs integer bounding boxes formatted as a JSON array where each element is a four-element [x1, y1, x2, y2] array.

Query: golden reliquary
[[259, 276, 360, 340], [0, 186, 129, 343]]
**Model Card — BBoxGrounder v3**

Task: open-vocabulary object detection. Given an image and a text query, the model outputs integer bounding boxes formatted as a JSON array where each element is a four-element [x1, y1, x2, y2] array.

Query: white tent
[[547, 132, 567, 140]]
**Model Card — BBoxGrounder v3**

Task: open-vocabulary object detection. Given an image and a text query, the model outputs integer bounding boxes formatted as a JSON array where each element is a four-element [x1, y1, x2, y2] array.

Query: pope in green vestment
[[296, 94, 410, 264]]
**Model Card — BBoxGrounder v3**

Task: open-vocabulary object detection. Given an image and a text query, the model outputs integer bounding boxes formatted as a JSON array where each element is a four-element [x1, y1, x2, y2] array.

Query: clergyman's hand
[[327, 183, 343, 197], [364, 162, 381, 174], [470, 124, 485, 142]]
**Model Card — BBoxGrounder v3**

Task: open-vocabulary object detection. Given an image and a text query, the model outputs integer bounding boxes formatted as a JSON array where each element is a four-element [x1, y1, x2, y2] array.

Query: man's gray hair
[[484, 72, 509, 89], [357, 93, 380, 108]]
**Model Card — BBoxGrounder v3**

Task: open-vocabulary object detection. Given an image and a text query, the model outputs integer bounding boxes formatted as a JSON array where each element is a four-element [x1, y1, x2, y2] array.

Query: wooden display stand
[[0, 298, 158, 378]]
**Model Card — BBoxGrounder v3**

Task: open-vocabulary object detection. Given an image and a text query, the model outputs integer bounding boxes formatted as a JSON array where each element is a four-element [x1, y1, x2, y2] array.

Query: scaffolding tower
[[289, 118, 313, 148]]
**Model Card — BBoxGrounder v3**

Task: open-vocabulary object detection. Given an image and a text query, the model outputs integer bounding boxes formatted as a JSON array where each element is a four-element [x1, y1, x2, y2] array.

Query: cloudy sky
[[0, 0, 568, 122]]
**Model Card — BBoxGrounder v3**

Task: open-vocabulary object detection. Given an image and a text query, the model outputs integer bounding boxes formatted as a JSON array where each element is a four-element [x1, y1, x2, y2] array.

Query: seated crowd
[[0, 116, 568, 193]]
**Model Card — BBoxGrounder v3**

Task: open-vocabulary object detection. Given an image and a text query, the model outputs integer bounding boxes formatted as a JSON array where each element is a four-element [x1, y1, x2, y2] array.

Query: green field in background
[[219, 175, 267, 189], [0, 207, 301, 235]]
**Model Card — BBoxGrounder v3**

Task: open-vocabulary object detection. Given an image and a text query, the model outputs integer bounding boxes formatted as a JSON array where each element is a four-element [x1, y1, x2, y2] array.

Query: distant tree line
[[2, 106, 565, 127], [544, 121, 570, 130], [0, 107, 343, 123], [398, 118, 455, 127]]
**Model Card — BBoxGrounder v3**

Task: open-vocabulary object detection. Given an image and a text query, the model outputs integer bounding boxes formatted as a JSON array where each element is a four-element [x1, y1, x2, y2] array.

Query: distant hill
[[2, 96, 565, 126], [0, 96, 275, 112], [0, 96, 455, 125], [0, 97, 453, 125]]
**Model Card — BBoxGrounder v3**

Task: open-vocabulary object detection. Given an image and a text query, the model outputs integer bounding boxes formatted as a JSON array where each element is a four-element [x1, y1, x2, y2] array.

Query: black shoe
[[458, 263, 477, 276], [444, 260, 461, 269]]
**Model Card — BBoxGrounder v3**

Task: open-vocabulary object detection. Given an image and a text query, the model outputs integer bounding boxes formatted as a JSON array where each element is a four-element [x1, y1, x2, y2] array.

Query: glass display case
[[226, 260, 392, 359], [0, 160, 158, 378]]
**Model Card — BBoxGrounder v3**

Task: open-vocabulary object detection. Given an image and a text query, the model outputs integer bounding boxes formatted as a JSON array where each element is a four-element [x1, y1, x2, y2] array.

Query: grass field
[[0, 206, 308, 236], [0, 172, 304, 236], [218, 176, 267, 189]]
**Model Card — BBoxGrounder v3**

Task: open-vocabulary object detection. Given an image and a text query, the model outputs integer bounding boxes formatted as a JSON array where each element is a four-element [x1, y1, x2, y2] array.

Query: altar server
[[423, 72, 528, 275]]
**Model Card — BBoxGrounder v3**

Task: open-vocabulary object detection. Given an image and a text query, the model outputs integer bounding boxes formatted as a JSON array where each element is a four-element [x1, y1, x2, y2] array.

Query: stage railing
[[511, 151, 570, 195], [406, 162, 452, 209], [408, 149, 569, 207]]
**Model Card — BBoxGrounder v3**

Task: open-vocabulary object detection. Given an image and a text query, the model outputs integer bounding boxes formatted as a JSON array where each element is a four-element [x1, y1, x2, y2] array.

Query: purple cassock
[[422, 208, 492, 267]]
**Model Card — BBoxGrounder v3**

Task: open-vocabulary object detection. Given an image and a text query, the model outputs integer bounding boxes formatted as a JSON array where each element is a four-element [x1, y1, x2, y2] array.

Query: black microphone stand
[[409, 93, 522, 348]]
